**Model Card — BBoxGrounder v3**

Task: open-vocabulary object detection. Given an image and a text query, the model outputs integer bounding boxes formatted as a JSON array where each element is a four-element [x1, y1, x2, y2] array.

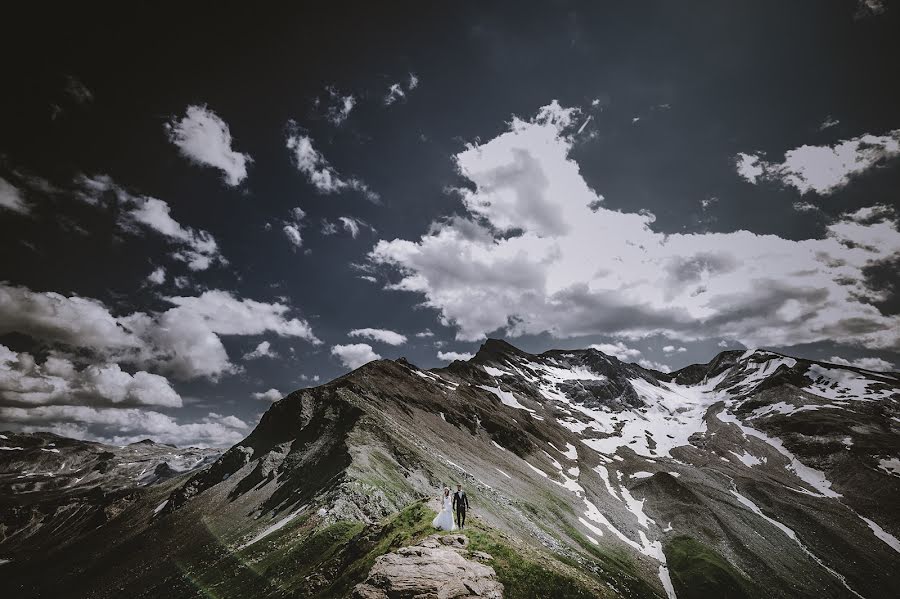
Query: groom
[[452, 483, 469, 529]]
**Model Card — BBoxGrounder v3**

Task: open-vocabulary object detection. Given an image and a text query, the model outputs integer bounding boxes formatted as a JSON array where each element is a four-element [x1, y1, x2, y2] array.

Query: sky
[[1, 1, 899, 447]]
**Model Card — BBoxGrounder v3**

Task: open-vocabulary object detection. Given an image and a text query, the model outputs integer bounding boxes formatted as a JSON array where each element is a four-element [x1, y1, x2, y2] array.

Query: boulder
[[352, 535, 503, 598]]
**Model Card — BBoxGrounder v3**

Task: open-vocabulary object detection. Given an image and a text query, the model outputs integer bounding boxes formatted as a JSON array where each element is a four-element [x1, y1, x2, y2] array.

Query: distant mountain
[[2, 340, 899, 598]]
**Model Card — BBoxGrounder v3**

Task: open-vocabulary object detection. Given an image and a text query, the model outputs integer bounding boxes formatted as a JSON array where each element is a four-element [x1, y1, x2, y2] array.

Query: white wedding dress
[[432, 495, 457, 531]]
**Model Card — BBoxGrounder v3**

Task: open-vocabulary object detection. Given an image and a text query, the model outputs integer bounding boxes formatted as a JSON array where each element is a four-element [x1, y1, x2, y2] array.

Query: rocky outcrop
[[352, 534, 503, 598]]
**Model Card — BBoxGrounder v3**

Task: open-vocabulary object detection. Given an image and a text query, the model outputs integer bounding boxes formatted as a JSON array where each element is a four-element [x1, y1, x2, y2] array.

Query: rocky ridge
[[2, 340, 899, 599]]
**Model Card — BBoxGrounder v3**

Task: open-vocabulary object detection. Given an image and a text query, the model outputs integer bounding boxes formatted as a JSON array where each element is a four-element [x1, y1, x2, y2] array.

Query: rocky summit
[[2, 339, 899, 598]]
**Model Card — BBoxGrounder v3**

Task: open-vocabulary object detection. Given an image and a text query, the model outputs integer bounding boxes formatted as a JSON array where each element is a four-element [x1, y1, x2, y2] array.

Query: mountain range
[[2, 339, 899, 598]]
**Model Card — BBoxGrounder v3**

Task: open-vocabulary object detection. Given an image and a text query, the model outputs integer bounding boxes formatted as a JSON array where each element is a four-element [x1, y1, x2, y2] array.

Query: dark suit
[[452, 490, 469, 528]]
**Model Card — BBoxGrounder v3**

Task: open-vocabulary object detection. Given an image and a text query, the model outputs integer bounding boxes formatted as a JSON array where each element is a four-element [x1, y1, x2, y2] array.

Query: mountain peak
[[472, 338, 528, 362]]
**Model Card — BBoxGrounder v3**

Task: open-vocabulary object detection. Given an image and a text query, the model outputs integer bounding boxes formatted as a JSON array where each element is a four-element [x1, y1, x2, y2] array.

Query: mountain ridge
[[2, 339, 899, 598]]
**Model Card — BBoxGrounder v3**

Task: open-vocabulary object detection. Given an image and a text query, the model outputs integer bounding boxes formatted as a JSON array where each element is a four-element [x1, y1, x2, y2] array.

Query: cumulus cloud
[[76, 175, 226, 270], [252, 388, 282, 401], [165, 105, 252, 186], [827, 355, 895, 372], [243, 340, 277, 360], [348, 328, 407, 346], [0, 344, 181, 408], [281, 206, 306, 249], [437, 351, 474, 362], [662, 345, 687, 353], [283, 224, 302, 248], [638, 359, 671, 373], [0, 404, 248, 447], [369, 101, 900, 352], [735, 129, 900, 195], [0, 284, 320, 381], [285, 123, 379, 201], [331, 343, 381, 369], [147, 267, 166, 285], [415, 329, 435, 338], [589, 341, 642, 361], [0, 177, 31, 215]]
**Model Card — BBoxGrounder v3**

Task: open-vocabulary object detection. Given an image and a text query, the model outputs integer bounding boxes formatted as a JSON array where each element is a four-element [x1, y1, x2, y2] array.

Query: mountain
[[2, 340, 899, 598]]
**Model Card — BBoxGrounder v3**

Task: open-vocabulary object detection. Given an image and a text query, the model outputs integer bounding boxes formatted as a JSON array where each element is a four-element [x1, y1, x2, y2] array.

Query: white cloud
[[285, 124, 379, 201], [130, 197, 225, 270], [331, 343, 381, 369], [819, 116, 840, 131], [243, 340, 277, 360], [662, 345, 687, 354], [0, 344, 181, 408], [339, 216, 375, 238], [321, 220, 338, 235], [855, 0, 886, 18], [76, 175, 226, 270], [792, 201, 819, 213], [415, 329, 435, 338], [283, 224, 302, 248], [252, 388, 282, 401], [147, 267, 166, 285], [437, 351, 474, 362], [735, 129, 900, 195], [589, 341, 642, 361], [0, 177, 30, 215], [827, 356, 895, 372], [348, 328, 407, 346], [369, 101, 900, 352], [0, 404, 248, 447], [408, 73, 419, 90], [165, 105, 251, 186], [384, 83, 405, 105], [638, 359, 671, 373], [0, 284, 320, 381], [734, 152, 765, 183], [325, 88, 356, 125], [282, 207, 306, 249]]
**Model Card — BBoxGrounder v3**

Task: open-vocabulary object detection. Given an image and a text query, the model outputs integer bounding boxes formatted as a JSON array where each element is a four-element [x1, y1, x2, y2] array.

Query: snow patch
[[878, 457, 900, 476], [483, 366, 510, 377], [717, 408, 840, 498], [729, 450, 762, 467], [525, 462, 549, 478], [240, 506, 306, 549], [859, 516, 900, 554], [478, 385, 536, 413]]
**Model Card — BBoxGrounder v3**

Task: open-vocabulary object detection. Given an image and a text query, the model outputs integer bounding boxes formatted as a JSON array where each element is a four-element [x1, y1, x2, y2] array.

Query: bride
[[432, 487, 457, 531]]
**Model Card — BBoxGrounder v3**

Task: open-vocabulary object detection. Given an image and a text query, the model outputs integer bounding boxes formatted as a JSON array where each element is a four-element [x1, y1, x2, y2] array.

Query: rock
[[352, 535, 503, 598], [469, 551, 493, 562], [439, 534, 469, 548]]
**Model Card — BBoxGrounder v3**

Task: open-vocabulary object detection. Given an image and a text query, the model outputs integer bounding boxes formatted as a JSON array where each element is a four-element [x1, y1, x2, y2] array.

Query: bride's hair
[[443, 487, 450, 495]]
